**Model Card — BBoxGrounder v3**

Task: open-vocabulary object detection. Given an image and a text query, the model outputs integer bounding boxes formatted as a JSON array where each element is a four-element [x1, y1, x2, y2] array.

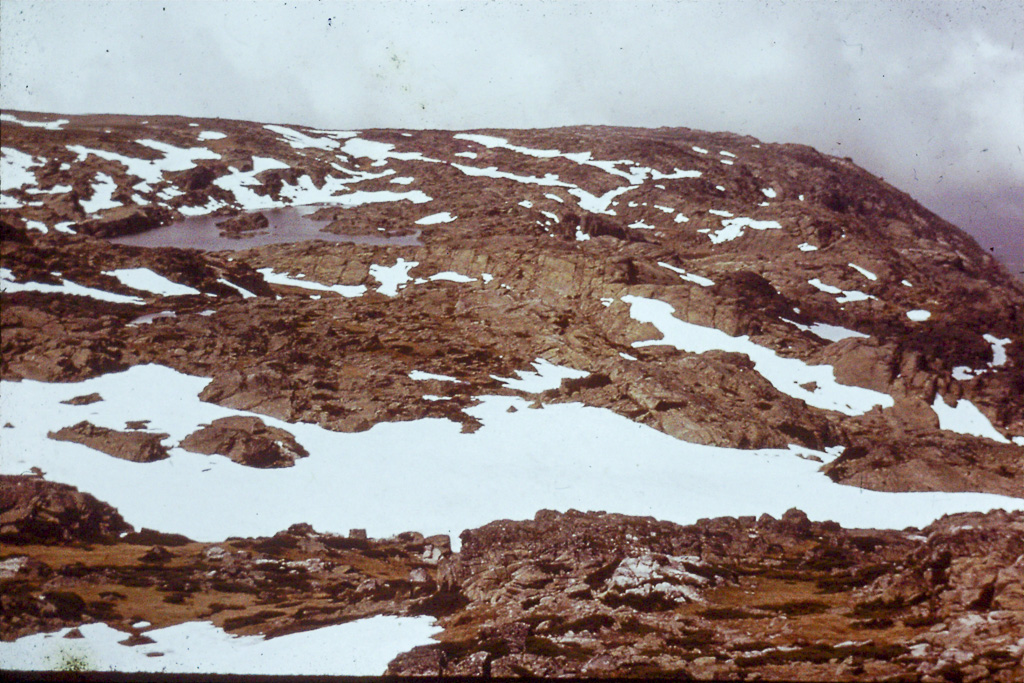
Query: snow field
[[1, 364, 1020, 555], [0, 616, 440, 675]]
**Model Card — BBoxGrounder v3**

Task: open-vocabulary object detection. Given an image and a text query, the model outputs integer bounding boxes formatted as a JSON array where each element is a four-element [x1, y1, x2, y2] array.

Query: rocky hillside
[[1, 109, 1022, 677], [2, 477, 1021, 680]]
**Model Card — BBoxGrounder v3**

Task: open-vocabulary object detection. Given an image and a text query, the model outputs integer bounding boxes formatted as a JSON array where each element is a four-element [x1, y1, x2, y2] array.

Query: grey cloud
[[1, 0, 1020, 270]]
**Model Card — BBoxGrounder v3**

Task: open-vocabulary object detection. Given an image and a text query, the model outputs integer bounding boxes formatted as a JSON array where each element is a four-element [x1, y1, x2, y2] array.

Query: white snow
[[798, 243, 818, 252], [951, 334, 1012, 381], [264, 124, 340, 151], [931, 396, 1010, 444], [452, 163, 573, 188], [761, 188, 777, 199], [409, 210, 454, 227], [256, 268, 366, 298], [197, 131, 226, 141], [25, 220, 48, 233], [212, 157, 290, 210], [0, 364, 1017, 552], [0, 617, 440, 676], [720, 150, 737, 158], [784, 319, 869, 343], [619, 352, 638, 361], [518, 200, 533, 208], [341, 137, 440, 164], [68, 140, 221, 186], [307, 128, 358, 140], [848, 263, 878, 281], [178, 197, 228, 216], [907, 310, 931, 321], [2, 147, 43, 193], [658, 261, 715, 287], [575, 229, 591, 242], [568, 186, 634, 214], [369, 258, 418, 297], [983, 334, 1010, 367], [654, 204, 674, 214], [105, 269, 201, 297], [540, 210, 560, 223], [623, 295, 892, 416], [629, 220, 655, 230], [1, 113, 68, 130], [808, 279, 876, 304], [128, 311, 176, 326], [901, 280, 914, 287], [390, 176, 415, 185], [454, 151, 478, 159], [25, 184, 72, 196], [708, 209, 734, 217], [952, 366, 980, 381], [709, 217, 782, 244], [1, 268, 144, 305], [409, 371, 462, 383], [674, 214, 689, 223], [545, 193, 564, 203], [428, 271, 476, 283], [491, 358, 589, 393], [217, 279, 256, 299], [651, 168, 702, 180], [692, 146, 708, 154]]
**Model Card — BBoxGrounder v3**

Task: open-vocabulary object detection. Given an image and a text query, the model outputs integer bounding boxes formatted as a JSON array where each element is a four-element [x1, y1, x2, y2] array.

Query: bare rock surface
[[0, 475, 133, 544], [47, 421, 169, 463], [179, 415, 309, 468]]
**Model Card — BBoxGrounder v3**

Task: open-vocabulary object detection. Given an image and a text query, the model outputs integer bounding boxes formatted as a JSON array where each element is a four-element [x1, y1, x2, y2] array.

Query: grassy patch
[[753, 599, 829, 616]]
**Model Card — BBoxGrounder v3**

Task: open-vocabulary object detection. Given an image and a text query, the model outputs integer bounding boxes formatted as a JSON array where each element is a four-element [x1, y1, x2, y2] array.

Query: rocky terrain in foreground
[[1, 110, 1022, 676], [2, 476, 1022, 680]]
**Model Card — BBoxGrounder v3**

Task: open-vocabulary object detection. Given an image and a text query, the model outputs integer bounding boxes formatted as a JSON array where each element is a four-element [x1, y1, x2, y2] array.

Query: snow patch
[[1, 113, 68, 130], [784, 319, 869, 343], [1, 268, 143, 305], [658, 262, 714, 287], [848, 263, 878, 281], [369, 259, 418, 297], [264, 124, 340, 151], [623, 295, 892, 416], [257, 268, 365, 298], [105, 269, 201, 297], [410, 371, 462, 383], [491, 358, 589, 393], [0, 617, 440, 676], [931, 396, 1009, 443], [415, 211, 456, 225], [907, 310, 931, 321], [709, 217, 782, 244], [808, 279, 876, 304]]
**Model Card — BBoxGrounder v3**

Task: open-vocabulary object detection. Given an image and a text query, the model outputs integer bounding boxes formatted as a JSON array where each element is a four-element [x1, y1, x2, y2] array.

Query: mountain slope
[[1, 110, 1022, 678]]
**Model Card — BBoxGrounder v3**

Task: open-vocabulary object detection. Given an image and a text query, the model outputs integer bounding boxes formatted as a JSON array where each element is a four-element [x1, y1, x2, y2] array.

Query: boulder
[[48, 421, 170, 462], [178, 415, 308, 468]]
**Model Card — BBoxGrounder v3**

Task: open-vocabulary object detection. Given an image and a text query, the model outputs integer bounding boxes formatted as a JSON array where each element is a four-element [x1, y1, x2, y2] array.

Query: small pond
[[109, 205, 422, 251]]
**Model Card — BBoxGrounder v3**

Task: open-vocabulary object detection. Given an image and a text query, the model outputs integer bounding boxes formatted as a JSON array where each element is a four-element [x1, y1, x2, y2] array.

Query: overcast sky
[[2, 0, 1021, 272]]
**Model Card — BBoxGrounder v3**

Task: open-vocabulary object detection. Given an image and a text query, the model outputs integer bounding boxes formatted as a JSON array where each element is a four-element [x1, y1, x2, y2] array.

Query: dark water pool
[[109, 206, 422, 250]]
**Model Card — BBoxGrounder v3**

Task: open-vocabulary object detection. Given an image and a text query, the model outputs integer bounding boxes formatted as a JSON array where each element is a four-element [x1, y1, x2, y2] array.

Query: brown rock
[[178, 415, 308, 468], [48, 421, 170, 463]]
